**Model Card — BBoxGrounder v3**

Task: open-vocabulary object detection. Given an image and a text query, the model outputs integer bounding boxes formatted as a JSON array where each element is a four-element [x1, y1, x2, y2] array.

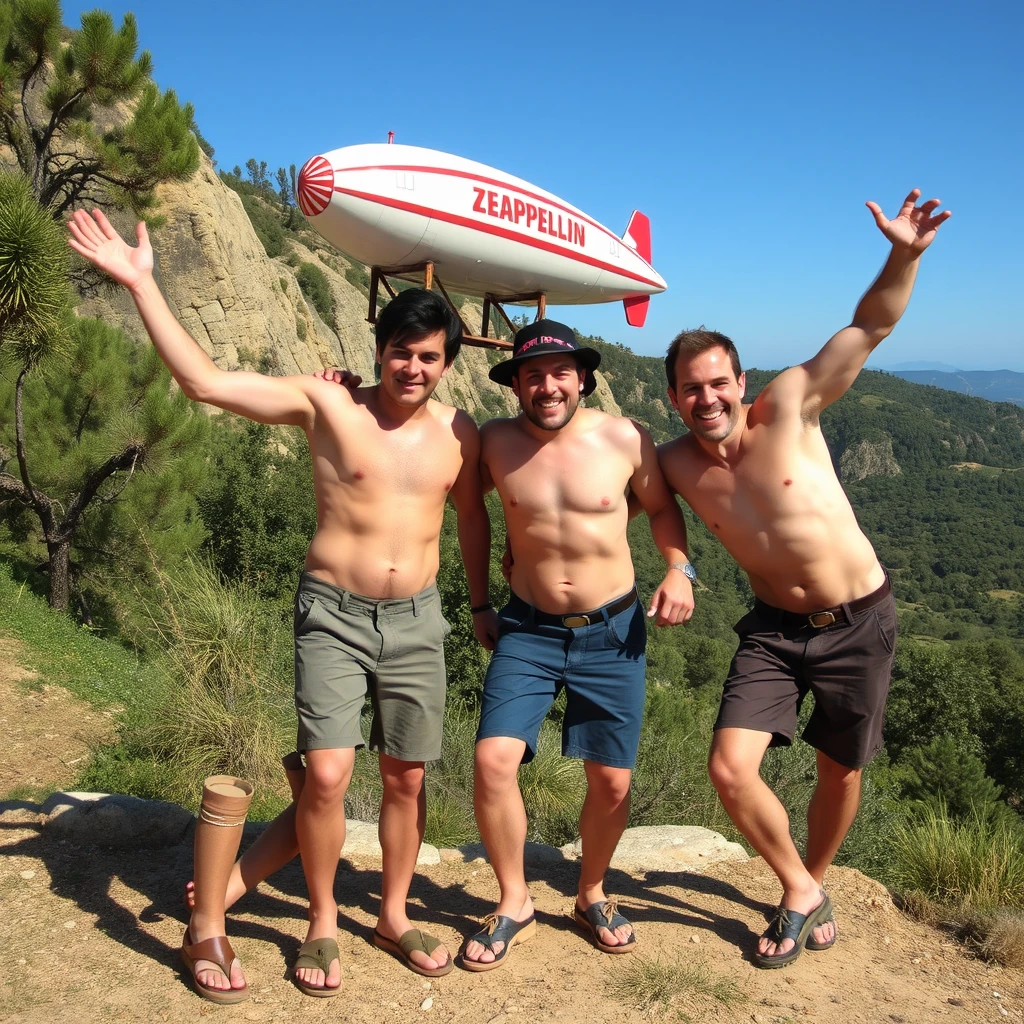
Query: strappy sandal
[[574, 899, 637, 954], [459, 913, 536, 972], [293, 936, 341, 997], [373, 927, 454, 977], [807, 903, 838, 951], [180, 928, 248, 1004], [753, 892, 833, 969]]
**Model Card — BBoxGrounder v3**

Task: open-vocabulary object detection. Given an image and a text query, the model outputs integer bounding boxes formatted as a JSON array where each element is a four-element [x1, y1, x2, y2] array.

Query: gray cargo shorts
[[293, 571, 451, 762]]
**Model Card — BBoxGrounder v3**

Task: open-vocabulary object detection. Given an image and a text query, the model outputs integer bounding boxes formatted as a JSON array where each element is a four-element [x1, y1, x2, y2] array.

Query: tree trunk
[[47, 538, 71, 612]]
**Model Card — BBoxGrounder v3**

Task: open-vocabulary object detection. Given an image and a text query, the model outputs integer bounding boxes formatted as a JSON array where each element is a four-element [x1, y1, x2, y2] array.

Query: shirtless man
[[68, 210, 498, 999], [656, 189, 951, 968], [460, 319, 694, 969]]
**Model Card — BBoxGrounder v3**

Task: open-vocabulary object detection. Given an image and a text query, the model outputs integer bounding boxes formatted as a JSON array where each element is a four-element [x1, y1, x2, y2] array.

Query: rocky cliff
[[74, 157, 620, 419]]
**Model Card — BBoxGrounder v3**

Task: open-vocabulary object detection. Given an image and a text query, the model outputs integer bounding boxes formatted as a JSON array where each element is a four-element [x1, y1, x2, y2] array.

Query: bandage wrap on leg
[[199, 776, 254, 827]]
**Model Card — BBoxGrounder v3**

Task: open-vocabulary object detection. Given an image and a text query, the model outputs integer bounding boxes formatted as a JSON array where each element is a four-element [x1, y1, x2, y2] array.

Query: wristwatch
[[671, 561, 697, 583]]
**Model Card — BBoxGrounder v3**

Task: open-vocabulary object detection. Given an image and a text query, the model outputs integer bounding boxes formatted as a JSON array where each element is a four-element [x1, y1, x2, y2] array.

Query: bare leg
[[293, 748, 354, 992], [188, 778, 252, 993], [374, 754, 448, 971], [187, 755, 305, 911], [576, 760, 633, 946], [708, 729, 822, 958], [804, 751, 862, 945], [464, 737, 532, 965]]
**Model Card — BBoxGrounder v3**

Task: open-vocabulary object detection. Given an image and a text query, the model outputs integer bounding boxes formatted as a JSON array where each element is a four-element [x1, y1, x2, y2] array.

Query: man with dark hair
[[460, 319, 695, 970], [69, 210, 498, 998], [657, 189, 950, 968]]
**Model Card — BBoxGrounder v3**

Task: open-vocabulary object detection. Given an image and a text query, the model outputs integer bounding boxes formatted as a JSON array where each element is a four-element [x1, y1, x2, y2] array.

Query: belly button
[[510, 497, 518, 507]]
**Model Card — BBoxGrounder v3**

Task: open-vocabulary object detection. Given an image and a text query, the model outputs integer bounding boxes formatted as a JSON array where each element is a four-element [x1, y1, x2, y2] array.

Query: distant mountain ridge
[[884, 368, 1024, 406]]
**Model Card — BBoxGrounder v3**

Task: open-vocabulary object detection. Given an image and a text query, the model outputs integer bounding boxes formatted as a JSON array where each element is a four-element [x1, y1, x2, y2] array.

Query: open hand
[[866, 189, 951, 256], [67, 210, 153, 291], [647, 570, 694, 627], [314, 367, 362, 389]]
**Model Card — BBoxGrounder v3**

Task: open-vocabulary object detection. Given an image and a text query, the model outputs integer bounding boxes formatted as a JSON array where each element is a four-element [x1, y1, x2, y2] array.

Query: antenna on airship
[[387, 131, 394, 144]]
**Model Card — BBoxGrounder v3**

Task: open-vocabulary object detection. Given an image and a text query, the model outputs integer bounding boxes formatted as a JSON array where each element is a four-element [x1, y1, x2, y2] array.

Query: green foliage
[[239, 194, 285, 258], [0, 172, 71, 366], [0, 2, 199, 218], [296, 261, 335, 324], [610, 954, 744, 1015], [0, 316, 209, 617]]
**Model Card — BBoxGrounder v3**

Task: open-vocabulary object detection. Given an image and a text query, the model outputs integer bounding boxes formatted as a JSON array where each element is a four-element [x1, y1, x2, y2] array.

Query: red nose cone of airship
[[297, 155, 334, 217]]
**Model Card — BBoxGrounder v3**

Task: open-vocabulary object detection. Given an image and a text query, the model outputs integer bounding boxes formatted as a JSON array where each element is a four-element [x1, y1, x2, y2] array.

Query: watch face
[[683, 563, 697, 582]]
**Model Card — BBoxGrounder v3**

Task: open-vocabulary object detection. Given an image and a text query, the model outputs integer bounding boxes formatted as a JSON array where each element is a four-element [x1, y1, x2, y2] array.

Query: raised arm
[[625, 421, 694, 626], [447, 413, 498, 649], [68, 210, 315, 427], [770, 189, 951, 419]]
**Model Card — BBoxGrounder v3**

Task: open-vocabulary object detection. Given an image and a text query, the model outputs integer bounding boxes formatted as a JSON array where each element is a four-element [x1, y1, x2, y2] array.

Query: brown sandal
[[180, 928, 248, 1004]]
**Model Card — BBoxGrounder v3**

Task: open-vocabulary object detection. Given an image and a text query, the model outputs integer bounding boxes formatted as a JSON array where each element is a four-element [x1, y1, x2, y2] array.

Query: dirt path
[[0, 634, 114, 797], [0, 637, 1021, 1022]]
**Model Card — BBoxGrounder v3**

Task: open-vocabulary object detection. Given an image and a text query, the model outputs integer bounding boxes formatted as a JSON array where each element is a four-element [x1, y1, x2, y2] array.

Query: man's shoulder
[[480, 415, 520, 437]]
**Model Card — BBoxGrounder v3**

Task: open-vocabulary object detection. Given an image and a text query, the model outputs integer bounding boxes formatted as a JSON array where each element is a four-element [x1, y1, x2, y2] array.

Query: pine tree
[[0, 1, 200, 219]]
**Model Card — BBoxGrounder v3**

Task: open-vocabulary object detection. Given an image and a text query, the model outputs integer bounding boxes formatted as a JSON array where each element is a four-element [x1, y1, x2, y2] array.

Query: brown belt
[[531, 589, 639, 629], [756, 575, 892, 630]]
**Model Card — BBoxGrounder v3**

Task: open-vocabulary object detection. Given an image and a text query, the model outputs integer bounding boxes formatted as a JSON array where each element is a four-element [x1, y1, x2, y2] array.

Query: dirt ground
[[1, 639, 1022, 1023]]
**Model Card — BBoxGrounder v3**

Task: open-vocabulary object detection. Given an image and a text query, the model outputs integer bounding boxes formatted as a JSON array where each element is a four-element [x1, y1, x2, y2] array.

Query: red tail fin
[[623, 295, 649, 327], [622, 210, 651, 264]]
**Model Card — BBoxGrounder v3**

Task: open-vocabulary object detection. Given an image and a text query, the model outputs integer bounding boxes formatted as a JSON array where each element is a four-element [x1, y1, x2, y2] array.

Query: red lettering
[[500, 194, 513, 221], [557, 214, 567, 240], [574, 223, 585, 246], [472, 187, 486, 214], [513, 198, 525, 223], [487, 190, 499, 217], [526, 203, 538, 227], [538, 208, 547, 233]]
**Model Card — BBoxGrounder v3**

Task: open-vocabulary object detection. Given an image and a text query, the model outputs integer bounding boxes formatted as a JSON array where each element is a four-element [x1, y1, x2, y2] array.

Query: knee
[[381, 763, 425, 802], [304, 757, 352, 803], [474, 741, 521, 793], [818, 757, 862, 794], [708, 749, 757, 801], [587, 767, 632, 806]]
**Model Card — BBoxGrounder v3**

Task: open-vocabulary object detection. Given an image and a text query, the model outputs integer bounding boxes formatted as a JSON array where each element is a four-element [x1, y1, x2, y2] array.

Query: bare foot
[[463, 896, 533, 965], [576, 894, 633, 947]]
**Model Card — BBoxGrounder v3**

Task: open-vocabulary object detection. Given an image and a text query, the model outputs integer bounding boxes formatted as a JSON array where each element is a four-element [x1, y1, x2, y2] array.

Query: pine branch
[[14, 368, 57, 538], [60, 442, 145, 538]]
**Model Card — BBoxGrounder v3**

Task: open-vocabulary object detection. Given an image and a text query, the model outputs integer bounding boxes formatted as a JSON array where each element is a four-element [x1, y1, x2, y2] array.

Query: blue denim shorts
[[477, 589, 647, 769]]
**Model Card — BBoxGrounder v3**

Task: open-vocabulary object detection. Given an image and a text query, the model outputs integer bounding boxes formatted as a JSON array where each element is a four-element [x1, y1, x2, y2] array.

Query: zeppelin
[[297, 143, 667, 328]]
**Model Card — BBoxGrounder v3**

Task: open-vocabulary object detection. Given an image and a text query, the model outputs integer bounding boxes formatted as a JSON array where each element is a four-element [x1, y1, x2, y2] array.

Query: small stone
[[423, 982, 431, 990], [17, 958, 25, 965], [19, 870, 35, 880], [911, 957, 921, 964], [947, 998, 964, 1007], [999, 1008, 1008, 1017], [420, 997, 433, 1010], [995, 993, 1003, 999], [883, 935, 891, 945], [689, 934, 700, 944], [63, 920, 76, 929], [890, 1016, 905, 1023]]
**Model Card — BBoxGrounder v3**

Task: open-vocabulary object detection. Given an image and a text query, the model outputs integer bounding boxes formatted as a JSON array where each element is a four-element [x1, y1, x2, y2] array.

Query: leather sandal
[[293, 936, 341, 997], [753, 892, 833, 969], [373, 927, 454, 977], [459, 913, 536, 972], [180, 927, 248, 1004], [574, 899, 637, 954]]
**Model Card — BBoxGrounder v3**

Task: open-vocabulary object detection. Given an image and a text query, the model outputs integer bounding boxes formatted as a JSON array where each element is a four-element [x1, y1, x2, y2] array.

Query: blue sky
[[64, 0, 1023, 371]]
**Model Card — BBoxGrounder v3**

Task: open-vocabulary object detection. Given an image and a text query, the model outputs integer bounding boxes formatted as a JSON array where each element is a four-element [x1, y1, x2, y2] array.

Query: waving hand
[[68, 210, 154, 291], [866, 189, 951, 256]]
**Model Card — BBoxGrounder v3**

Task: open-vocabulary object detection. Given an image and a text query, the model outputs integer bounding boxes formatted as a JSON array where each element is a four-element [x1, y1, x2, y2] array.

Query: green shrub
[[296, 261, 335, 324], [240, 195, 284, 258]]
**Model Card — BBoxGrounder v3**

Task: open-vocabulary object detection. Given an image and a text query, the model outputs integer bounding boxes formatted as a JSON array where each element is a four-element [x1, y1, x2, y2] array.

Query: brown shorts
[[714, 577, 897, 768]]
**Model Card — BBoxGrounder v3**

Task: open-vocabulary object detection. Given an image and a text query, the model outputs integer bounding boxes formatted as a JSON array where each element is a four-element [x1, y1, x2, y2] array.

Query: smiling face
[[668, 345, 746, 443], [376, 329, 449, 407], [512, 353, 585, 431]]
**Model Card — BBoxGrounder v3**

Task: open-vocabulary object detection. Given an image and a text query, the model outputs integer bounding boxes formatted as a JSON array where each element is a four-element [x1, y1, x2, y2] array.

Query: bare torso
[[659, 397, 884, 612], [482, 409, 639, 613], [302, 384, 465, 598]]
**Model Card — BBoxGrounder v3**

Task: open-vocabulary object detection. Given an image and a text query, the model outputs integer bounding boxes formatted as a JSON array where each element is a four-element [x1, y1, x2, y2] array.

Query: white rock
[[42, 792, 193, 848], [420, 997, 433, 1010], [567, 825, 748, 873], [19, 870, 35, 880], [456, 841, 567, 865], [341, 819, 440, 865]]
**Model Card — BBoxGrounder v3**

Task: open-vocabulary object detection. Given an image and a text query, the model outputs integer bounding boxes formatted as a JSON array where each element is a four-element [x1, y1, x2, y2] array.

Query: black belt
[[530, 589, 638, 629], [756, 575, 891, 630]]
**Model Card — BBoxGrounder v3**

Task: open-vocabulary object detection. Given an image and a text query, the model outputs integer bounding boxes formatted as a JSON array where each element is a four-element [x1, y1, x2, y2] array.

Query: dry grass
[[609, 953, 744, 1016]]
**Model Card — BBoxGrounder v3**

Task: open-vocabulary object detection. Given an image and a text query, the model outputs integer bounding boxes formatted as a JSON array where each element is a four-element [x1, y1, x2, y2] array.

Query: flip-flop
[[372, 928, 454, 977], [806, 904, 838, 951], [574, 899, 637, 954], [293, 936, 342, 997], [459, 913, 536, 972], [180, 927, 248, 1004], [753, 892, 833, 969]]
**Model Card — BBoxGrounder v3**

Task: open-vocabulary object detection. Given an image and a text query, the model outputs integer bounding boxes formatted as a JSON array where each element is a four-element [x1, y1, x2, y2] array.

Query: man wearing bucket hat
[[460, 319, 695, 969]]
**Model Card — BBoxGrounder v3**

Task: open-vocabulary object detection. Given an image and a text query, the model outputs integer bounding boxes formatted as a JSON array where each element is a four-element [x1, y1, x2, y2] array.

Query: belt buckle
[[808, 610, 836, 629], [562, 613, 591, 628]]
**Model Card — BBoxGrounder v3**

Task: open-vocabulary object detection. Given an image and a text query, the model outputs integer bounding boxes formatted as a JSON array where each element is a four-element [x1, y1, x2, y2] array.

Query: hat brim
[[489, 347, 601, 397]]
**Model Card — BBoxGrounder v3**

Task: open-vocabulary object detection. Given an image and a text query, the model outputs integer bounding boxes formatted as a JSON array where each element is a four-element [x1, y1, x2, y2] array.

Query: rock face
[[567, 825, 748, 873], [75, 157, 619, 420], [840, 435, 902, 482], [341, 819, 440, 866]]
